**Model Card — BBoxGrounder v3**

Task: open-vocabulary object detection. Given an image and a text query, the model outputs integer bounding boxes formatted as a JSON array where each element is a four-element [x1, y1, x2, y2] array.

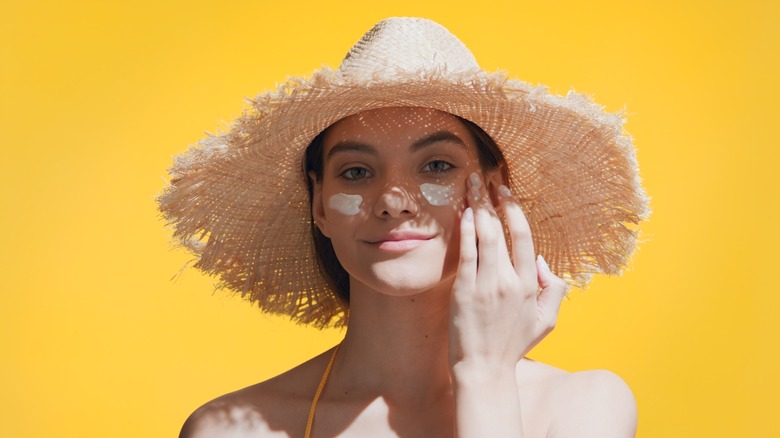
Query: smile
[[366, 231, 436, 252]]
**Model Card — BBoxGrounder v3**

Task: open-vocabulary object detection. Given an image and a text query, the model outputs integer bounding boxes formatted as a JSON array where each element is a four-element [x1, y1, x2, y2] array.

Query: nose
[[373, 184, 419, 218]]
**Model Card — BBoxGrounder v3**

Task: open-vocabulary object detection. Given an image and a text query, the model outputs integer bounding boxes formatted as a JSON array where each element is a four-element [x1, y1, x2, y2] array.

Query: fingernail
[[463, 207, 473, 222], [469, 172, 481, 188], [499, 185, 512, 198], [537, 254, 551, 273]]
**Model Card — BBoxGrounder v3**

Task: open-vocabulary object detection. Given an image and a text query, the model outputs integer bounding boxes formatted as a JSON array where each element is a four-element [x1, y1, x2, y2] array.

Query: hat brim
[[158, 67, 649, 328]]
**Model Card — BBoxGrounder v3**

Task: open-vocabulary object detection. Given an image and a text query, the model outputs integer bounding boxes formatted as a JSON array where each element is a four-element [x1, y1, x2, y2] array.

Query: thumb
[[536, 255, 568, 324]]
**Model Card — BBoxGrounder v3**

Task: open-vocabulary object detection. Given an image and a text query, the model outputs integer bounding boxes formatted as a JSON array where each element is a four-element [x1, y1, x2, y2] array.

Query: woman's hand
[[449, 172, 568, 371], [449, 172, 569, 437]]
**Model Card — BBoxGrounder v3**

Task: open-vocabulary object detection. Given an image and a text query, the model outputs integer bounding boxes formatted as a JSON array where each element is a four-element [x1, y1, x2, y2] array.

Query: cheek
[[328, 193, 363, 216], [419, 183, 456, 206], [419, 181, 472, 215]]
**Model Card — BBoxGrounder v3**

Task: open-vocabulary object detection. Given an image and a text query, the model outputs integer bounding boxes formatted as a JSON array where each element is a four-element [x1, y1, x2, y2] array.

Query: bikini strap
[[304, 343, 340, 438]]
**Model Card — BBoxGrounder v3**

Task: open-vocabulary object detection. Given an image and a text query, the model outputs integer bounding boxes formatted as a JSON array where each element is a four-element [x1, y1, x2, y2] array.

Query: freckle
[[425, 335, 429, 339], [410, 298, 415, 302]]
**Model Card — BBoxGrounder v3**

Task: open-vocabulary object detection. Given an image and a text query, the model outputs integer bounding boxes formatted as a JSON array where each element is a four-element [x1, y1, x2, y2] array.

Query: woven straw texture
[[158, 17, 649, 328]]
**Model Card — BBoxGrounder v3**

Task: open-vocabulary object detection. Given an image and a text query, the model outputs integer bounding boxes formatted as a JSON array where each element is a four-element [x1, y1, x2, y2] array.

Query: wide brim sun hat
[[158, 17, 649, 328]]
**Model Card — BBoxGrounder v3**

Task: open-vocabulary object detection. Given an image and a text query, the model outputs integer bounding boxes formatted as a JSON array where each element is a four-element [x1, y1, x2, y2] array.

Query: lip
[[366, 231, 436, 252]]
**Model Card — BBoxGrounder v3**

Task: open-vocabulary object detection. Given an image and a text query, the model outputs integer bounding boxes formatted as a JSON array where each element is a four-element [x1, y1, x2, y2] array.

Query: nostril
[[374, 185, 420, 218]]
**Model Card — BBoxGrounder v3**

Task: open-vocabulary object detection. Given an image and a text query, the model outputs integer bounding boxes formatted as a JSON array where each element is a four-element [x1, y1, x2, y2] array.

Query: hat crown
[[339, 17, 480, 81]]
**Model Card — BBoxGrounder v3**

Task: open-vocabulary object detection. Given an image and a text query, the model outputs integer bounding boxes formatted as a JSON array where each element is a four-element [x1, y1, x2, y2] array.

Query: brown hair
[[304, 115, 508, 305]]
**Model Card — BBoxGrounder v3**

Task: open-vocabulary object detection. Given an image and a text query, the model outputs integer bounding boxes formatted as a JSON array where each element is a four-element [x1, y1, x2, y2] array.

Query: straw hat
[[158, 17, 649, 328]]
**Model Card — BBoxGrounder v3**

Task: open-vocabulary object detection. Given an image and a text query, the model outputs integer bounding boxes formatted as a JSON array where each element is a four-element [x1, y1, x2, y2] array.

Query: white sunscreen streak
[[328, 193, 363, 216], [420, 183, 455, 206]]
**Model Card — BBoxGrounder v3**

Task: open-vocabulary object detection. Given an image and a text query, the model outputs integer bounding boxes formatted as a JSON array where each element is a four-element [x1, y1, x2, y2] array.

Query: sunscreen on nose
[[328, 193, 363, 216], [420, 183, 454, 206]]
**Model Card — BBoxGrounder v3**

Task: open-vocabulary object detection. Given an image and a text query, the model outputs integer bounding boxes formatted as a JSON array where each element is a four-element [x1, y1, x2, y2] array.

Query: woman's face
[[311, 107, 497, 297]]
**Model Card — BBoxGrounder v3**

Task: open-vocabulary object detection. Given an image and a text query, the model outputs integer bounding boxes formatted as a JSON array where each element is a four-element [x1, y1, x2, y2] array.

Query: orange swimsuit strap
[[304, 343, 340, 438]]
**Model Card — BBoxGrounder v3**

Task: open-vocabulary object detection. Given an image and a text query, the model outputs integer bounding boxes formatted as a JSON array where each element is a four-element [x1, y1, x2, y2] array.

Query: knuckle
[[478, 227, 499, 248], [496, 276, 516, 297], [510, 225, 532, 242], [452, 288, 472, 307], [459, 248, 478, 264]]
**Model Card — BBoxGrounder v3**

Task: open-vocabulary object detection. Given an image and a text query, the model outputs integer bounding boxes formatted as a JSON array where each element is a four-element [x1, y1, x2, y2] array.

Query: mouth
[[366, 231, 436, 252]]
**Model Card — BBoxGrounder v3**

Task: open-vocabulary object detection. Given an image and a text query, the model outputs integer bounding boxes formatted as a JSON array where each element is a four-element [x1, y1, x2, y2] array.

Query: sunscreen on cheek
[[420, 183, 455, 206], [328, 193, 363, 216]]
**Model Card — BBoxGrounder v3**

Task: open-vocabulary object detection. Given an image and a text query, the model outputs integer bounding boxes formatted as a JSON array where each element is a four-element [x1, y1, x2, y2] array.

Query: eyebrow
[[411, 131, 467, 152], [326, 141, 378, 159], [327, 130, 467, 159]]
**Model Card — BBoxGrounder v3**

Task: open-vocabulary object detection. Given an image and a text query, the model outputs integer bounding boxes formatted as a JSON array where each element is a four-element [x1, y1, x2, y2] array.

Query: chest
[[304, 391, 553, 438]]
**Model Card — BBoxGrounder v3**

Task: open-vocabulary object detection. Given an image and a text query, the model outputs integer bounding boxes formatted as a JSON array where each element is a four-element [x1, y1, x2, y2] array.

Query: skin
[[180, 108, 638, 438]]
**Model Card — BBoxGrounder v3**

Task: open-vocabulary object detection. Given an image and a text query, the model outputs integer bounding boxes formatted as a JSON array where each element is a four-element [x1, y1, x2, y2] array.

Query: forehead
[[322, 107, 473, 147]]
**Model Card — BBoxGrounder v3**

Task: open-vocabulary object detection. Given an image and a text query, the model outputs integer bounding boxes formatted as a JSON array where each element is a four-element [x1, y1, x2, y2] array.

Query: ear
[[308, 171, 332, 238]]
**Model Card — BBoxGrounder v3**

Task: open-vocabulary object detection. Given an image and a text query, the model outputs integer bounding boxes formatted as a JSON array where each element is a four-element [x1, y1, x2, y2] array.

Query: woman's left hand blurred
[[448, 171, 569, 375], [448, 172, 569, 437]]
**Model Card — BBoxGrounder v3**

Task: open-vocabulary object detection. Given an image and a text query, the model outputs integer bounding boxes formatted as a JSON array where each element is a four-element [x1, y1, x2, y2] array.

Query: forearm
[[452, 365, 524, 438]]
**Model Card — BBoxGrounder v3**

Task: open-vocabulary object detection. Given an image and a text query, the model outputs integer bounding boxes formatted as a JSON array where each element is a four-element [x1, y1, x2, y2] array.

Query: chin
[[356, 260, 455, 297], [335, 238, 460, 297]]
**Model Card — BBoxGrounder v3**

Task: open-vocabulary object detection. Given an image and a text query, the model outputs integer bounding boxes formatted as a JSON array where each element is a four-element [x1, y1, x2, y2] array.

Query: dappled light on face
[[325, 107, 472, 152], [349, 108, 452, 139], [323, 107, 486, 221], [313, 105, 498, 299], [420, 183, 455, 206], [373, 183, 420, 218]]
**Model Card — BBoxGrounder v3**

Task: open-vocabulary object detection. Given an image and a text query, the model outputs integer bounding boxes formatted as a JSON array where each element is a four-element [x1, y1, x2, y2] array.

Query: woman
[[160, 17, 648, 437]]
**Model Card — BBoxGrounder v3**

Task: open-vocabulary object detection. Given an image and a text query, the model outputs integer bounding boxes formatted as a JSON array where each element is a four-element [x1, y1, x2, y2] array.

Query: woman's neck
[[333, 279, 454, 405]]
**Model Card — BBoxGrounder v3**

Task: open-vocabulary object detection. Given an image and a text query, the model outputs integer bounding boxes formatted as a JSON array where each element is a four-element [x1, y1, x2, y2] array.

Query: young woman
[[160, 17, 648, 438]]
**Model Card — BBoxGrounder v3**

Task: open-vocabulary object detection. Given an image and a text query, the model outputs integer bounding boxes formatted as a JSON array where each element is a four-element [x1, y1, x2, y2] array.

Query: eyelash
[[422, 160, 454, 174], [338, 160, 455, 181], [340, 167, 373, 180]]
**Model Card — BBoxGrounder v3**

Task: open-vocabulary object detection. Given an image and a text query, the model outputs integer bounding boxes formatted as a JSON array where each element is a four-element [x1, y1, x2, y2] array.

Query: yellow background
[[2, 0, 778, 436]]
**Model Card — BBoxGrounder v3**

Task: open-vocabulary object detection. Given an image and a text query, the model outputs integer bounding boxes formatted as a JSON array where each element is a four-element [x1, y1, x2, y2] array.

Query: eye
[[340, 166, 372, 180], [423, 160, 454, 174]]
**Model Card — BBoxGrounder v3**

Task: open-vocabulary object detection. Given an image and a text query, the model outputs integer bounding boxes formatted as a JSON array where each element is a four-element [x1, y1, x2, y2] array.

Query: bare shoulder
[[556, 369, 637, 434], [516, 360, 637, 438], [178, 391, 280, 438], [179, 348, 336, 438]]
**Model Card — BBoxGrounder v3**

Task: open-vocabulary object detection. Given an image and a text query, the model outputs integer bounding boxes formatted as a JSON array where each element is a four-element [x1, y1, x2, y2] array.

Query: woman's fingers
[[455, 207, 478, 290], [467, 173, 504, 279], [452, 173, 567, 364], [497, 185, 536, 282]]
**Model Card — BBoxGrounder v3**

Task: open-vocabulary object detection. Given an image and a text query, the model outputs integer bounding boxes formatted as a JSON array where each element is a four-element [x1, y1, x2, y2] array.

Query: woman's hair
[[304, 115, 508, 305]]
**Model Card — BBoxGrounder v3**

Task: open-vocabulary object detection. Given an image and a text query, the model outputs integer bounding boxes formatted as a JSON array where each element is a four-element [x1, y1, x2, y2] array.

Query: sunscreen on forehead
[[420, 183, 455, 206], [328, 193, 362, 216]]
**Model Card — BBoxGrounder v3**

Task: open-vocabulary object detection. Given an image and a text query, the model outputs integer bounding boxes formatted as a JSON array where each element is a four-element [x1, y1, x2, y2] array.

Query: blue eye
[[423, 160, 454, 174], [341, 167, 372, 180]]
